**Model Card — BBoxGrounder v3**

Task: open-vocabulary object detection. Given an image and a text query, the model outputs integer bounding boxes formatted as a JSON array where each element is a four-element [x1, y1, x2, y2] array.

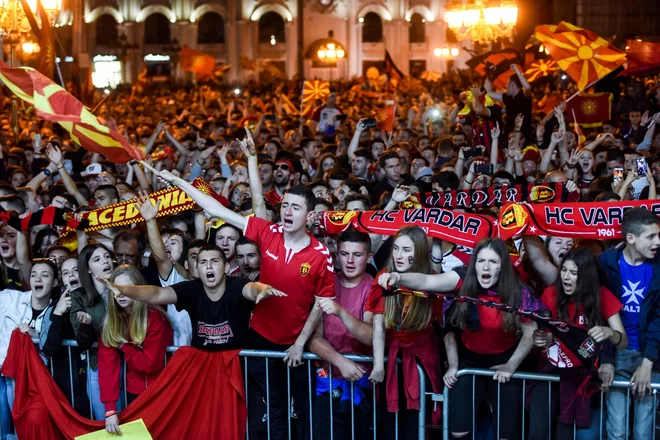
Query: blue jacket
[[600, 248, 660, 364]]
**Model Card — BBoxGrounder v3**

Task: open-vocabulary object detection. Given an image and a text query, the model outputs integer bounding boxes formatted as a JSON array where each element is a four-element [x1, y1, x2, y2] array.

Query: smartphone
[[475, 163, 494, 175], [264, 114, 276, 121], [613, 167, 623, 186], [336, 114, 347, 122], [361, 118, 378, 128], [463, 147, 481, 160], [636, 157, 647, 176]]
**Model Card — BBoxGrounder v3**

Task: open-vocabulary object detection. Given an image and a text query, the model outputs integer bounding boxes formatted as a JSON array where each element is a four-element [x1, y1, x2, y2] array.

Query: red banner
[[320, 208, 498, 248], [498, 200, 660, 241], [424, 183, 574, 210], [564, 93, 613, 128]]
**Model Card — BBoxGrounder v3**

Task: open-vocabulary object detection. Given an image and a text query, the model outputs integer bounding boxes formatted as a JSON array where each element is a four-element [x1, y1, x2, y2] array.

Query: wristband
[[430, 252, 442, 264], [465, 179, 473, 185], [613, 330, 622, 347], [129, 160, 138, 166], [567, 164, 576, 169], [105, 410, 116, 418]]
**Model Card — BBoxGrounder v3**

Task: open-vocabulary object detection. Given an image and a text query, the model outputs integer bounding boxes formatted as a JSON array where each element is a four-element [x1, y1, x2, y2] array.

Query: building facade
[[76, 0, 464, 85]]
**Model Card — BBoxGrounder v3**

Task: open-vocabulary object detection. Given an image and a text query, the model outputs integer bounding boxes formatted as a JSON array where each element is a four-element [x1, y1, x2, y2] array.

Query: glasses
[[275, 164, 290, 171]]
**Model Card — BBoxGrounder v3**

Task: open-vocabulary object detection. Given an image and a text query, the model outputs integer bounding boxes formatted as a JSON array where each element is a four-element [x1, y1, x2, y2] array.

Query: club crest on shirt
[[300, 262, 311, 276]]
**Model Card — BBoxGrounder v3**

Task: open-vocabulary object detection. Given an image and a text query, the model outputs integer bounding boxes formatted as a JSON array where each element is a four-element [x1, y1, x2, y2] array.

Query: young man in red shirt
[[151, 165, 335, 439]]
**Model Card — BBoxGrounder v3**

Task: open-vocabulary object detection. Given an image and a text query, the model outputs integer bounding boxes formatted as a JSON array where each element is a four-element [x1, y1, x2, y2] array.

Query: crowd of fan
[[0, 67, 660, 440]]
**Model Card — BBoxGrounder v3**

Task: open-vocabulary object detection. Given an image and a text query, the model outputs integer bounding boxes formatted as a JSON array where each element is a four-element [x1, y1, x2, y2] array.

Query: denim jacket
[[599, 248, 660, 365]]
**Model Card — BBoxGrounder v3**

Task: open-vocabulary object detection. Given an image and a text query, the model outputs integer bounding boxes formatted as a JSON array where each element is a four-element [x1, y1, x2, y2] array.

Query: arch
[[362, 12, 383, 43], [405, 5, 435, 22], [250, 3, 293, 22], [197, 12, 225, 44], [85, 6, 123, 24], [190, 3, 227, 22], [136, 5, 176, 23], [409, 13, 425, 43], [357, 3, 392, 22], [95, 14, 119, 46], [143, 13, 171, 44], [258, 11, 285, 44]]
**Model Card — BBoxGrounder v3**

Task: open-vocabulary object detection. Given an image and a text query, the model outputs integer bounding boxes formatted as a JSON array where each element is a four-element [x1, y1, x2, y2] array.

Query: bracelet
[[465, 179, 473, 185], [612, 330, 622, 347], [105, 410, 116, 418], [430, 252, 442, 264], [57, 165, 64, 171], [566, 163, 576, 169]]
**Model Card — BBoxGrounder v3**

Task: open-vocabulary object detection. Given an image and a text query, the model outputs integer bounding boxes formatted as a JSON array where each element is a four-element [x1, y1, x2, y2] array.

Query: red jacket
[[99, 308, 173, 411]]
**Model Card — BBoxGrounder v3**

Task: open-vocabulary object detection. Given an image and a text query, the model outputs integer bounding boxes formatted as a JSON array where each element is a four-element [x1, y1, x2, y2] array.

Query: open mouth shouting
[[206, 270, 216, 284]]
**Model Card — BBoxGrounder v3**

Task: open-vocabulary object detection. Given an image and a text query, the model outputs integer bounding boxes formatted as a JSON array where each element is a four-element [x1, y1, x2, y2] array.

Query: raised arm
[[46, 143, 88, 206], [539, 130, 564, 174], [484, 79, 504, 102], [521, 236, 557, 285], [145, 121, 166, 154], [490, 123, 500, 166], [347, 119, 366, 160], [378, 270, 461, 292], [512, 64, 531, 96], [238, 128, 267, 219], [137, 193, 177, 280], [96, 276, 177, 305], [142, 162, 247, 230]]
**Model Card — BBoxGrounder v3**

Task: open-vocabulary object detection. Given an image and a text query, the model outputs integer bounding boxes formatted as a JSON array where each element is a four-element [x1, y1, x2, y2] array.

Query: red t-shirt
[[264, 189, 282, 206], [365, 270, 444, 343], [539, 285, 622, 367], [245, 216, 335, 345]]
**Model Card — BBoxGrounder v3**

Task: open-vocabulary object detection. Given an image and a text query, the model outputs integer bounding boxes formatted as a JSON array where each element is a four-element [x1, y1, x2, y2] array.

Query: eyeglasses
[[275, 164, 290, 171]]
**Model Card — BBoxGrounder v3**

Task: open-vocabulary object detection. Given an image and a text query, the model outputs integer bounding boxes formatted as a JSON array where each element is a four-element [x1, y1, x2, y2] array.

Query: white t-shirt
[[160, 268, 192, 347]]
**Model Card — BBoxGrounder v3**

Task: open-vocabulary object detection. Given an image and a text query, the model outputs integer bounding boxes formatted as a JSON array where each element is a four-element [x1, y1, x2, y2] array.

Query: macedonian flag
[[376, 105, 396, 132], [0, 62, 144, 163], [565, 93, 613, 127], [179, 47, 215, 76], [534, 22, 626, 90], [302, 80, 330, 103], [525, 59, 559, 82]]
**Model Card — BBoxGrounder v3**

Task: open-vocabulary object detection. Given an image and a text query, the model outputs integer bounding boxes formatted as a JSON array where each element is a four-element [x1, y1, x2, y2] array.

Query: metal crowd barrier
[[435, 368, 660, 440], [32, 339, 429, 440]]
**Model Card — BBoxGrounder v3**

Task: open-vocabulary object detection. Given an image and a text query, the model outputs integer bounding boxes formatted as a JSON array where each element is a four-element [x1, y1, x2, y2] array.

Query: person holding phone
[[311, 92, 343, 134]]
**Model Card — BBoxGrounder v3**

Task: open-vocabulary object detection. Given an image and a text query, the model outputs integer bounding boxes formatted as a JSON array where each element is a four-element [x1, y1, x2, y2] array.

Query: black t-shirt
[[4, 266, 25, 291], [502, 91, 532, 140], [171, 277, 253, 350]]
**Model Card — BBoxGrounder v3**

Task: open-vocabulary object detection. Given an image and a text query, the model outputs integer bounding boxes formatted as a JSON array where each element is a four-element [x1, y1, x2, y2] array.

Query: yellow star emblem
[[581, 99, 598, 116]]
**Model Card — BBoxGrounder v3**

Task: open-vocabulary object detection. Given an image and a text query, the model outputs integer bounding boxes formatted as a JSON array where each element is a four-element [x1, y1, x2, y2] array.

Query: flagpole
[[299, 81, 305, 117]]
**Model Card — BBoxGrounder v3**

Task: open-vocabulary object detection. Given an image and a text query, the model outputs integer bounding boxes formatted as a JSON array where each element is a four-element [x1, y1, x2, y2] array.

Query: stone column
[[285, 21, 296, 79]]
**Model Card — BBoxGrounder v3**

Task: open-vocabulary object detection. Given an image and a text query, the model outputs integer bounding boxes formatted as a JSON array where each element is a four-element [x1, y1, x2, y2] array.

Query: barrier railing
[[30, 339, 429, 440], [436, 368, 660, 440]]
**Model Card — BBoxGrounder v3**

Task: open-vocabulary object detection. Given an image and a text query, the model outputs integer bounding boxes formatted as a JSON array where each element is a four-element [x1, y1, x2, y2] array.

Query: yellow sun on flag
[[581, 100, 598, 116]]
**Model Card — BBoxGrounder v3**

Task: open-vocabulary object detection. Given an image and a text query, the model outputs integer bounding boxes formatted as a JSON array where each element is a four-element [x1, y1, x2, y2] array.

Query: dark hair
[[492, 170, 515, 186], [300, 137, 316, 151], [94, 185, 119, 203], [354, 148, 372, 161], [594, 191, 621, 202], [30, 258, 59, 299], [78, 242, 112, 307], [555, 248, 602, 328], [307, 179, 331, 192], [314, 197, 333, 211], [284, 185, 316, 212], [327, 167, 349, 181], [433, 171, 460, 190], [449, 238, 521, 332], [197, 244, 227, 264], [0, 194, 26, 214], [337, 228, 371, 253], [184, 239, 206, 260], [369, 139, 386, 150], [112, 229, 146, 256], [344, 193, 371, 210], [606, 148, 625, 163], [622, 207, 660, 239], [32, 227, 58, 258], [161, 228, 191, 266], [379, 150, 400, 168], [509, 75, 522, 89], [236, 236, 258, 248]]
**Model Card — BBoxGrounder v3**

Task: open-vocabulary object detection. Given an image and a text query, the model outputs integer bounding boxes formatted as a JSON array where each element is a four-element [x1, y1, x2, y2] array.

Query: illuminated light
[[190, 18, 195, 23], [421, 19, 426, 23], [444, 0, 518, 44], [406, 17, 411, 22], [433, 48, 442, 57], [287, 16, 292, 22], [22, 41, 39, 54], [336, 48, 345, 58], [636, 38, 642, 42], [55, 57, 60, 62], [326, 49, 336, 59], [170, 17, 176, 23], [561, 74, 567, 80], [358, 17, 364, 23], [64, 56, 73, 62], [625, 45, 630, 50], [93, 54, 118, 62], [270, 35, 276, 45], [317, 49, 326, 59], [144, 54, 171, 62], [327, 43, 335, 51], [104, 89, 110, 95], [118, 17, 124, 23], [92, 60, 122, 88], [450, 48, 459, 57], [539, 45, 545, 53], [234, 88, 240, 95], [441, 48, 450, 56]]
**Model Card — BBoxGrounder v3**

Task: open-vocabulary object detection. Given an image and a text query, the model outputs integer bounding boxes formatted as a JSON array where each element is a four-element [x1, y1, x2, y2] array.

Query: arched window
[[143, 13, 171, 45], [409, 13, 425, 43], [197, 12, 225, 44], [362, 12, 383, 43], [95, 14, 118, 46], [258, 11, 285, 44]]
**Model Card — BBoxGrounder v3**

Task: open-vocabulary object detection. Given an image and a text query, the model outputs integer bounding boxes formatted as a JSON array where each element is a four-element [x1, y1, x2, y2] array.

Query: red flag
[[179, 47, 215, 76], [625, 40, 660, 76], [466, 49, 520, 90], [302, 80, 330, 103], [0, 62, 144, 163], [565, 93, 613, 127], [36, 0, 55, 80], [376, 105, 395, 132]]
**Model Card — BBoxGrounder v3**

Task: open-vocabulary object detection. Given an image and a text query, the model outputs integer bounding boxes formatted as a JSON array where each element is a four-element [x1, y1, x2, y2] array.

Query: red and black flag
[[466, 48, 521, 90], [383, 50, 404, 85], [20, 207, 86, 231], [624, 39, 660, 76]]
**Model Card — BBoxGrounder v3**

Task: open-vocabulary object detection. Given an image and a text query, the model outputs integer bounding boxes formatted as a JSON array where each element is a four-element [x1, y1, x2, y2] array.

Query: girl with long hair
[[366, 226, 443, 439], [529, 248, 627, 440], [98, 265, 172, 434], [379, 238, 544, 440], [69, 242, 116, 420]]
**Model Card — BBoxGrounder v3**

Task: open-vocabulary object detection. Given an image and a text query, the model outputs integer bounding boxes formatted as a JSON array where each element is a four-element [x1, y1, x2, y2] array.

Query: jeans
[[87, 367, 123, 421], [606, 348, 660, 440], [0, 375, 11, 440]]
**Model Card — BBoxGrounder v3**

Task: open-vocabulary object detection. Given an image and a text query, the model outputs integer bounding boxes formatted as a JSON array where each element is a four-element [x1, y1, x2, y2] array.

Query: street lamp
[[0, 0, 61, 137], [444, 0, 518, 45]]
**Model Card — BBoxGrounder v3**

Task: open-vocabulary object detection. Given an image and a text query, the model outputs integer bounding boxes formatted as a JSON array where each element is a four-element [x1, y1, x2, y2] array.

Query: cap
[[521, 146, 540, 163], [416, 167, 434, 178], [81, 163, 102, 177], [457, 90, 495, 117]]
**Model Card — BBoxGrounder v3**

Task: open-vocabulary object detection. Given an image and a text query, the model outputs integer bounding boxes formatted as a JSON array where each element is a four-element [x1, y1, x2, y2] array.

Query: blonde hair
[[101, 265, 153, 348], [383, 226, 433, 332]]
